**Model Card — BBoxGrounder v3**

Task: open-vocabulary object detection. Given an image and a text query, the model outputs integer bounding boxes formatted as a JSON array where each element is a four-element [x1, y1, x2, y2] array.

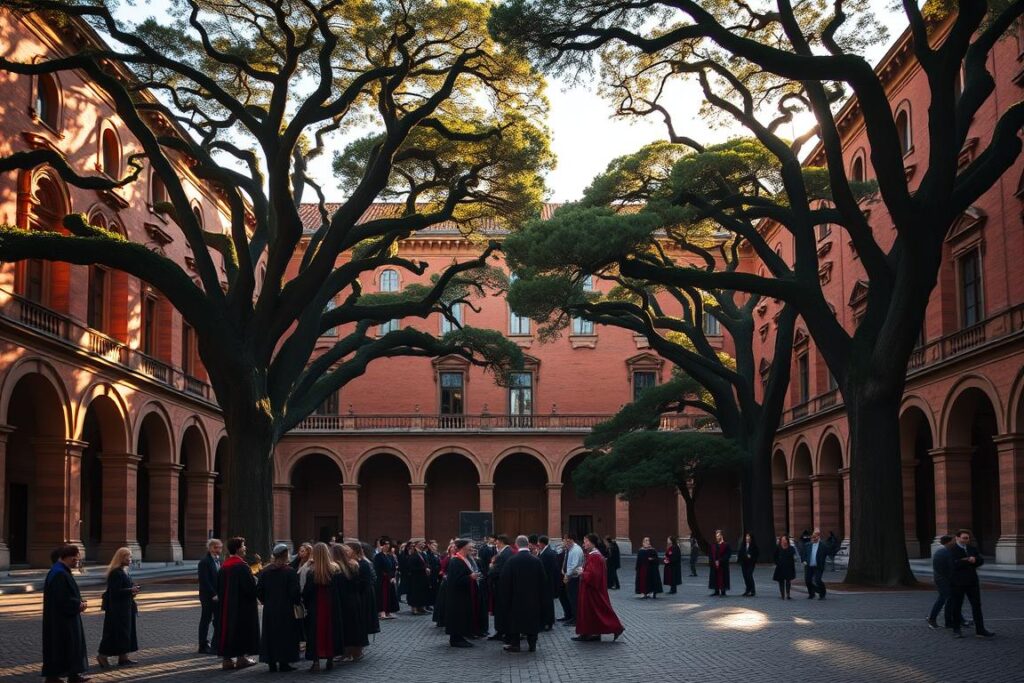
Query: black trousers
[[507, 632, 537, 648], [607, 567, 620, 589], [804, 564, 826, 597], [689, 554, 698, 576], [951, 584, 986, 633], [741, 562, 756, 594], [567, 577, 580, 620], [558, 582, 573, 619], [198, 598, 218, 647], [777, 579, 791, 597]]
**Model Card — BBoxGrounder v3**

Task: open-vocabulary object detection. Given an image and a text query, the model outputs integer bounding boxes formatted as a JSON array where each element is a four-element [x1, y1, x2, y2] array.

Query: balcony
[[0, 288, 213, 402], [293, 411, 719, 434]]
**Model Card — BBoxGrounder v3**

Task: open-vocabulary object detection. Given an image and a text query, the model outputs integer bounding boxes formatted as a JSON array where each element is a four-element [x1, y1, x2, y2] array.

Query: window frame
[[632, 370, 657, 402], [34, 72, 61, 133], [957, 248, 984, 328], [87, 265, 109, 333]]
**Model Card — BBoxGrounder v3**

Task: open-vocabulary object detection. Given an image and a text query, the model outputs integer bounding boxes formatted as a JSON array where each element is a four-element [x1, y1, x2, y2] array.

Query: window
[[314, 391, 339, 416], [509, 372, 533, 426], [379, 269, 399, 292], [101, 128, 120, 177], [959, 249, 983, 327], [851, 156, 866, 183], [142, 295, 158, 356], [35, 74, 59, 130], [441, 302, 463, 334], [25, 259, 45, 303], [572, 316, 594, 335], [827, 370, 838, 392], [439, 372, 464, 426], [323, 298, 337, 337], [181, 321, 195, 375], [895, 108, 912, 155], [379, 318, 399, 335], [633, 371, 657, 402], [87, 266, 108, 332], [581, 274, 594, 291], [192, 205, 204, 228], [151, 172, 168, 206], [510, 309, 530, 335], [817, 222, 832, 240], [797, 354, 810, 404], [702, 310, 721, 336]]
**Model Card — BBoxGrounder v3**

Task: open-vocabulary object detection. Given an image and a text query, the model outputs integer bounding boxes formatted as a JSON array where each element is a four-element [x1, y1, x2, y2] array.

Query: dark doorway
[[315, 517, 338, 543], [8, 483, 28, 564], [494, 453, 547, 537], [568, 515, 593, 541]]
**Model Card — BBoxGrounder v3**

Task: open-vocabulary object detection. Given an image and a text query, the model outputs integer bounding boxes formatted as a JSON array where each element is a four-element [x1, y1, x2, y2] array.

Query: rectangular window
[[25, 260, 45, 304], [571, 316, 594, 335], [510, 310, 530, 335], [959, 249, 983, 328], [142, 295, 157, 356], [797, 354, 810, 404], [181, 321, 194, 376], [379, 318, 399, 336], [817, 223, 832, 240], [827, 370, 838, 392], [633, 371, 657, 402], [314, 390, 339, 416], [439, 372, 464, 427], [441, 302, 463, 335], [323, 298, 337, 337], [509, 372, 533, 426], [702, 311, 721, 336], [87, 266, 107, 332]]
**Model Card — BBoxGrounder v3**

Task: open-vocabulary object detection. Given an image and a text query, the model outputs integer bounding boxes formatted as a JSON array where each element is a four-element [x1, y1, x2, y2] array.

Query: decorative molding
[[21, 130, 61, 152], [958, 137, 979, 170], [945, 205, 986, 251], [903, 163, 917, 181], [143, 222, 173, 246], [97, 188, 129, 210], [569, 335, 598, 349], [818, 260, 834, 285], [625, 352, 664, 371], [794, 328, 810, 348], [756, 303, 768, 318], [758, 323, 770, 341], [633, 334, 650, 349], [816, 240, 833, 258], [848, 279, 869, 309]]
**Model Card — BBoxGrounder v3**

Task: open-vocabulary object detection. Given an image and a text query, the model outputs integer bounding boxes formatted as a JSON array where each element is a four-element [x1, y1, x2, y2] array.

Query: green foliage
[[439, 326, 524, 387], [585, 376, 702, 449]]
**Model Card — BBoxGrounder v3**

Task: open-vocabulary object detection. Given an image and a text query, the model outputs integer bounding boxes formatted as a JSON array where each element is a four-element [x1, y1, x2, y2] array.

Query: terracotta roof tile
[[298, 202, 565, 235]]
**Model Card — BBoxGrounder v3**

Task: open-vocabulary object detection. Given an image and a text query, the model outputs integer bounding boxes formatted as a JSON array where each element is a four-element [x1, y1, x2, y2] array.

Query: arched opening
[[20, 173, 72, 313], [213, 438, 228, 539], [494, 453, 547, 537], [136, 411, 174, 560], [946, 388, 1001, 556], [101, 127, 120, 177], [772, 450, 789, 536], [817, 435, 844, 542], [895, 108, 912, 155], [425, 453, 479, 542], [78, 395, 128, 560], [790, 444, 813, 535], [561, 453, 615, 541], [628, 485, 678, 551], [291, 453, 343, 545], [901, 407, 935, 558], [151, 171, 168, 206], [35, 73, 60, 130], [3, 373, 67, 566], [693, 469, 743, 546], [178, 425, 207, 556], [851, 155, 866, 183], [359, 453, 411, 542]]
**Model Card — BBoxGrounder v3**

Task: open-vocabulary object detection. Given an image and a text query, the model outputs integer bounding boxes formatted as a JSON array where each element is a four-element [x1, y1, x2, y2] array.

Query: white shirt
[[565, 543, 584, 576], [809, 541, 820, 567]]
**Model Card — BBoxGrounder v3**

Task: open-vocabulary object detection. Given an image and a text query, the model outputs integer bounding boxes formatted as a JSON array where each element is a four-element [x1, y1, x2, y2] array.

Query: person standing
[[499, 535, 549, 653], [537, 536, 560, 630], [688, 534, 699, 577], [406, 541, 431, 615], [738, 532, 760, 597], [42, 545, 90, 683], [488, 535, 514, 641], [256, 544, 301, 672], [950, 529, 995, 639], [707, 529, 732, 597], [331, 543, 368, 662], [290, 542, 312, 572], [197, 538, 222, 654], [444, 539, 482, 648], [303, 543, 345, 671], [604, 536, 621, 590], [372, 539, 398, 619], [97, 547, 139, 668], [927, 535, 956, 629], [349, 543, 381, 639], [663, 536, 682, 594], [799, 529, 829, 600], [215, 537, 259, 670], [635, 536, 663, 598], [573, 534, 625, 643], [561, 533, 585, 626], [772, 535, 797, 599]]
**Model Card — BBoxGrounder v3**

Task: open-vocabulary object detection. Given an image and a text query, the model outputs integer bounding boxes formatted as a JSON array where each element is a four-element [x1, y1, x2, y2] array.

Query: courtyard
[[2, 563, 1022, 683]]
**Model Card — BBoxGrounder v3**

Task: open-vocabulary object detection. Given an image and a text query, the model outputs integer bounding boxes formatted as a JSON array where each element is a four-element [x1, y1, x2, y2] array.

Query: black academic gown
[[663, 544, 683, 587], [635, 548, 663, 595], [489, 546, 513, 634], [357, 559, 381, 635], [41, 563, 88, 678], [337, 568, 368, 648], [444, 556, 480, 639], [302, 574, 345, 660], [708, 542, 733, 592], [256, 563, 301, 665], [426, 551, 441, 605], [405, 551, 430, 608], [538, 546, 560, 627], [99, 568, 138, 656], [215, 556, 260, 658], [499, 550, 549, 638], [372, 552, 399, 613]]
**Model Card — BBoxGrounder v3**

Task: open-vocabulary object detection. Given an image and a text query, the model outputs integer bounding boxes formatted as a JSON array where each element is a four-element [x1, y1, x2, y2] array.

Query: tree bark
[[745, 429, 778, 559], [220, 401, 276, 558]]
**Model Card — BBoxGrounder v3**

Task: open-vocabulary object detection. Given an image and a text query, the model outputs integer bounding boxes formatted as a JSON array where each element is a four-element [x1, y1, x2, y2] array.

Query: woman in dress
[[97, 547, 139, 668], [663, 536, 682, 594], [772, 535, 797, 599], [738, 532, 760, 597], [302, 543, 344, 672], [707, 529, 732, 597], [331, 543, 368, 662], [634, 536, 663, 599]]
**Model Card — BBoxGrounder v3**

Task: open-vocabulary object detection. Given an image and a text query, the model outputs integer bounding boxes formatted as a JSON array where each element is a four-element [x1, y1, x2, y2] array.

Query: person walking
[[604, 536, 621, 590], [663, 536, 682, 594], [707, 529, 732, 597], [444, 539, 482, 648], [499, 536, 549, 653], [197, 538, 222, 654], [215, 537, 259, 670], [799, 529, 829, 600], [256, 544, 301, 672], [572, 534, 624, 643], [635, 536, 663, 598], [688, 534, 699, 577], [927, 535, 957, 630], [303, 543, 345, 671], [738, 532, 760, 597], [561, 533, 585, 626], [772, 535, 797, 599], [42, 545, 89, 683], [97, 547, 139, 669], [950, 529, 995, 639]]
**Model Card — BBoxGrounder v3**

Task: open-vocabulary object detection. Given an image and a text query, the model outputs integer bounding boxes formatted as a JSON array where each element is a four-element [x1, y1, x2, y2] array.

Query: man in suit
[[487, 535, 514, 642], [927, 536, 957, 629], [950, 529, 995, 638], [537, 536, 561, 630], [499, 536, 549, 652], [799, 529, 829, 599], [197, 538, 223, 654]]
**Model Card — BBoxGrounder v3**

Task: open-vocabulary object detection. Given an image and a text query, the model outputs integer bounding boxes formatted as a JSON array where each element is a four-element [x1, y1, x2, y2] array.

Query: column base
[[995, 536, 1024, 565], [95, 541, 143, 565], [28, 540, 86, 568], [614, 537, 633, 555], [0, 542, 8, 571], [144, 540, 183, 563], [184, 541, 211, 561]]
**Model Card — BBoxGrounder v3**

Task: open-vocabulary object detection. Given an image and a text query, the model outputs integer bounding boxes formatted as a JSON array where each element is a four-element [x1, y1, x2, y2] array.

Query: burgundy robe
[[575, 550, 624, 637]]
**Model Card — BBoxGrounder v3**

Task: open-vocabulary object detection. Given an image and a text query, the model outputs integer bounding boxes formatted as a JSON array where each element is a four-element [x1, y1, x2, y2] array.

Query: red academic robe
[[575, 550, 624, 637]]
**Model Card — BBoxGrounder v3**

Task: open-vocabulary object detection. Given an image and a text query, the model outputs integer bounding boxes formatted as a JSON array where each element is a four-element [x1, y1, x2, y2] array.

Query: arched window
[[35, 73, 60, 130], [89, 211, 108, 230], [151, 171, 168, 206], [851, 155, 866, 183], [379, 268, 399, 292], [895, 108, 912, 155], [101, 127, 120, 177], [192, 204, 204, 228]]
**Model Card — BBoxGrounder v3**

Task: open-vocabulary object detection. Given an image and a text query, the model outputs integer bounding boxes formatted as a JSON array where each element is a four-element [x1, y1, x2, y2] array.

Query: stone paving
[[1, 564, 1022, 682]]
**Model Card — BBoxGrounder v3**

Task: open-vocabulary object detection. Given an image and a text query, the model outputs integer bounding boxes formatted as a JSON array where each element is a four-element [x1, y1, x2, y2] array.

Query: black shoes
[[571, 635, 600, 642], [976, 630, 995, 639], [450, 639, 473, 648], [926, 618, 939, 630]]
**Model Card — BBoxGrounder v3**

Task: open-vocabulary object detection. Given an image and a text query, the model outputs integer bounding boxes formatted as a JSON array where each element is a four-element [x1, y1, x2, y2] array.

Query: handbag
[[293, 604, 306, 620]]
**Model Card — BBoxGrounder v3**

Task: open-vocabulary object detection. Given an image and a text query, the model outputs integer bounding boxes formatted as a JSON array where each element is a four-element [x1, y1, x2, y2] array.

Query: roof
[[298, 202, 563, 235]]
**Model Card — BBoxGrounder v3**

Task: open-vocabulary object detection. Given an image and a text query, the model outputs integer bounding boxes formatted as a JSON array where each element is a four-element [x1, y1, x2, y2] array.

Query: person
[[331, 543, 368, 662], [372, 538, 399, 619], [738, 532, 760, 597], [290, 542, 312, 572], [97, 547, 139, 668], [499, 535, 549, 653], [444, 539, 483, 648], [927, 535, 957, 630], [826, 531, 839, 571], [349, 542, 381, 639], [949, 529, 995, 639], [42, 544, 90, 683], [303, 543, 345, 671], [255, 544, 301, 672], [688, 534, 699, 577], [708, 529, 732, 597], [573, 534, 625, 643], [466, 544, 490, 637], [197, 537, 222, 654], [799, 529, 829, 600], [426, 540, 442, 609], [528, 534, 540, 556], [215, 536, 259, 670], [635, 536, 663, 598], [561, 532, 585, 626], [663, 536, 682, 594], [537, 535, 560, 630], [405, 540, 431, 615], [772, 535, 797, 599], [488, 534, 514, 642], [604, 536, 621, 590]]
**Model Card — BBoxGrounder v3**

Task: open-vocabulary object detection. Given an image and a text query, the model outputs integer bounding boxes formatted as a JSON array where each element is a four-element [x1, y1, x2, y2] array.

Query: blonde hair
[[331, 543, 358, 579], [310, 542, 339, 585], [106, 547, 132, 577]]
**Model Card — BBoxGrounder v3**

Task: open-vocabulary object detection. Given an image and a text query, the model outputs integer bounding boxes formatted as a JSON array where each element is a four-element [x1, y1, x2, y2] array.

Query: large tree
[[493, 0, 1024, 584], [0, 0, 551, 553], [503, 139, 798, 551]]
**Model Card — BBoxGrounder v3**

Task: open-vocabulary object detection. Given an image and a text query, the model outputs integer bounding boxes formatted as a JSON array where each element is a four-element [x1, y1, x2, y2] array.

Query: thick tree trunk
[[745, 432, 777, 559], [844, 384, 916, 586], [678, 484, 705, 550], [220, 403, 276, 558]]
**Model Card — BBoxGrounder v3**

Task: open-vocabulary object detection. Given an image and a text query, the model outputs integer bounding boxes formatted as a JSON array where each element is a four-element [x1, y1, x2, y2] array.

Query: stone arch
[[901, 403, 936, 558], [789, 442, 814, 536], [352, 446, 415, 484], [135, 403, 177, 560], [815, 428, 845, 473], [424, 451, 480, 542], [771, 448, 789, 537], [420, 445, 485, 483], [493, 450, 549, 537], [282, 445, 345, 484], [177, 423, 209, 554], [75, 385, 131, 557], [814, 431, 845, 542], [792, 441, 813, 479], [357, 449, 413, 541], [552, 445, 590, 483], [290, 451, 345, 545], [179, 418, 210, 472], [0, 356, 73, 439], [560, 449, 616, 541], [489, 445, 554, 483], [132, 402, 176, 463], [941, 375, 1005, 445], [1007, 366, 1024, 433]]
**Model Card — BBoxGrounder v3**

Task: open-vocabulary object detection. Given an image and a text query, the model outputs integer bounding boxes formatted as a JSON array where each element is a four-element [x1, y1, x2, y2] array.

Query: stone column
[[272, 483, 293, 550], [146, 462, 184, 562], [546, 483, 562, 539], [810, 474, 841, 538], [477, 483, 494, 514], [930, 447, 973, 550], [994, 434, 1024, 564], [184, 472, 216, 559], [409, 483, 426, 540], [341, 483, 359, 541], [0, 425, 13, 570], [97, 453, 143, 562], [772, 483, 788, 536], [838, 467, 852, 553], [29, 438, 87, 566], [787, 478, 812, 536], [614, 496, 631, 553], [901, 458, 919, 558]]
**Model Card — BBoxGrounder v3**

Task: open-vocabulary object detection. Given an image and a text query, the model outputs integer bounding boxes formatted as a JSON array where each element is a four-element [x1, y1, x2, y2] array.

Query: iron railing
[[294, 411, 719, 433]]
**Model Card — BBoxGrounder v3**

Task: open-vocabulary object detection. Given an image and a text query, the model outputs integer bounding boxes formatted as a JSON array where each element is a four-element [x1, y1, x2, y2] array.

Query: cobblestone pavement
[[2, 565, 1022, 683]]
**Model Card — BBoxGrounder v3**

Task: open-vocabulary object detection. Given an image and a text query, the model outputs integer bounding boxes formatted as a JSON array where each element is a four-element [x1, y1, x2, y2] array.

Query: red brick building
[[0, 11, 1021, 569]]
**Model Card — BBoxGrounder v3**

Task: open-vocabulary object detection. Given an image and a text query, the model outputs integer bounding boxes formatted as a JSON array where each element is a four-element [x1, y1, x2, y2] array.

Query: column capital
[[408, 483, 427, 491], [148, 462, 185, 474], [0, 423, 14, 442], [99, 452, 143, 466], [785, 478, 811, 488], [837, 467, 851, 476], [810, 473, 840, 484], [184, 470, 218, 483], [928, 446, 974, 461], [993, 433, 1024, 447], [340, 483, 361, 491], [477, 482, 495, 491], [273, 483, 294, 492], [545, 483, 563, 491], [32, 437, 87, 451]]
